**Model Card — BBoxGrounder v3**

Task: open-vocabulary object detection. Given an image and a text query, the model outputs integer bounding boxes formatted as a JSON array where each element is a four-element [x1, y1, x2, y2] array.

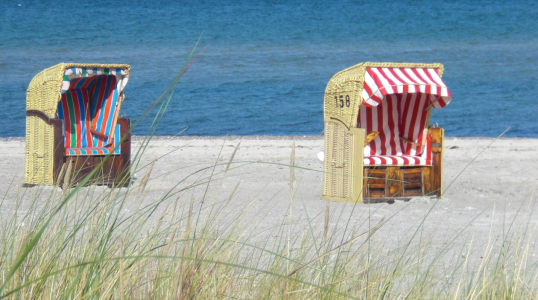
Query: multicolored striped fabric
[[57, 73, 124, 156], [364, 134, 432, 166], [362, 67, 452, 109], [61, 67, 128, 94], [90, 75, 120, 147], [359, 93, 432, 158], [57, 77, 96, 148], [64, 125, 121, 156]]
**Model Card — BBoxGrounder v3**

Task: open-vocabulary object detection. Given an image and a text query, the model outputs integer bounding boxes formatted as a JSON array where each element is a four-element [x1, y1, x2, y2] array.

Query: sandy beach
[[1, 136, 537, 265]]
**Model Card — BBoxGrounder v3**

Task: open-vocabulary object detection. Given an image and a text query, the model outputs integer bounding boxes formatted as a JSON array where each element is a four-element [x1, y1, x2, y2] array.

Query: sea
[[1, 0, 537, 138]]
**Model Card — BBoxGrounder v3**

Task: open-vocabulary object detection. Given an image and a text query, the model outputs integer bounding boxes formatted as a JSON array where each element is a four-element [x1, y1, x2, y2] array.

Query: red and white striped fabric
[[357, 67, 451, 166], [362, 67, 451, 109], [359, 93, 433, 158], [364, 134, 432, 166]]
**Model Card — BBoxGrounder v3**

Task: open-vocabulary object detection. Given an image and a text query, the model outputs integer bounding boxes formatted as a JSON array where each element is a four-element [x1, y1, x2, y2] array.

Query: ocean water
[[1, 0, 537, 137]]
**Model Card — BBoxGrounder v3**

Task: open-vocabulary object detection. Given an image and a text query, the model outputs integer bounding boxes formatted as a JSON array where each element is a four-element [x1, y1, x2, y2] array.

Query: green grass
[[1, 44, 538, 299], [1, 159, 537, 299]]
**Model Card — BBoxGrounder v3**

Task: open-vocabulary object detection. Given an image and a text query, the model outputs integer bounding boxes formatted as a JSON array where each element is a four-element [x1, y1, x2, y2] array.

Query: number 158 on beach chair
[[321, 62, 453, 203]]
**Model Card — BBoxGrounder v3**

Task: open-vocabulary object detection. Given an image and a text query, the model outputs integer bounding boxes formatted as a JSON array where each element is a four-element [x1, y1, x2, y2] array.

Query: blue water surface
[[1, 0, 537, 137]]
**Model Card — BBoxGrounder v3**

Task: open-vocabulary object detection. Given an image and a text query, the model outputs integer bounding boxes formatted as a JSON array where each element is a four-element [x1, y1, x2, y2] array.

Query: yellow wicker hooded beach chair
[[321, 62, 452, 203], [24, 63, 132, 187]]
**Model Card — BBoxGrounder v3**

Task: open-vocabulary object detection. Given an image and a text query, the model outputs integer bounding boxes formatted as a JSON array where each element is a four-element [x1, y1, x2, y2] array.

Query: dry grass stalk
[[225, 141, 241, 173], [289, 141, 295, 191], [138, 161, 155, 194], [61, 161, 73, 191], [287, 217, 385, 277], [286, 141, 296, 299], [324, 201, 330, 244], [175, 195, 195, 298], [225, 180, 241, 207], [119, 237, 125, 300]]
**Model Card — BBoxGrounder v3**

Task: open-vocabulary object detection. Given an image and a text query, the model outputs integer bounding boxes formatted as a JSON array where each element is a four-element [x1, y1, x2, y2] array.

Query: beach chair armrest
[[90, 129, 108, 140], [364, 131, 379, 147], [401, 137, 420, 146], [26, 110, 57, 125]]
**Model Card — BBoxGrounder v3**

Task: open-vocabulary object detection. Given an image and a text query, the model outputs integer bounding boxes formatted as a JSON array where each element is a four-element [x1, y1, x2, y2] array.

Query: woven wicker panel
[[323, 64, 365, 129], [24, 63, 130, 185], [322, 121, 364, 202], [25, 64, 65, 185]]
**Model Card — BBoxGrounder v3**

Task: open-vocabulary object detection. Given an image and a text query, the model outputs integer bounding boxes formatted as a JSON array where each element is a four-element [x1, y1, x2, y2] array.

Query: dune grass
[[1, 153, 537, 299], [1, 47, 538, 299]]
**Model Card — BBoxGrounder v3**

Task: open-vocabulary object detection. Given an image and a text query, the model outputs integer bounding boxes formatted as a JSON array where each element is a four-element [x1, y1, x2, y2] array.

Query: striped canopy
[[362, 67, 452, 109], [61, 67, 129, 95]]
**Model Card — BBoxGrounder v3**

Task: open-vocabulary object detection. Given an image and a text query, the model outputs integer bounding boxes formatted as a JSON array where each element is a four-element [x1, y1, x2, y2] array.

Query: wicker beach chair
[[321, 62, 452, 203], [24, 63, 132, 187]]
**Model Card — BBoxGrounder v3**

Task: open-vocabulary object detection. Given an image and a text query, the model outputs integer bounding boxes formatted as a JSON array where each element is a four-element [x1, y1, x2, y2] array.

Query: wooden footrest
[[363, 166, 438, 199]]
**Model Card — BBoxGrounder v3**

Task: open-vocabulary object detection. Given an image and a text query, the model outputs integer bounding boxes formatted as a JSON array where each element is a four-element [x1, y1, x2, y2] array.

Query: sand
[[1, 136, 538, 264]]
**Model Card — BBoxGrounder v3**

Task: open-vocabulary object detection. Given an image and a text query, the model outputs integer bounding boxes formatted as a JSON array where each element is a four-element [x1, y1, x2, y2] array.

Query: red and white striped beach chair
[[24, 63, 131, 187], [321, 63, 452, 203]]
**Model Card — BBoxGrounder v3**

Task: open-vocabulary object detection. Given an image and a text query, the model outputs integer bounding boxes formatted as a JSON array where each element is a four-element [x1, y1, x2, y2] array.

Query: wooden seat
[[362, 128, 443, 201]]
